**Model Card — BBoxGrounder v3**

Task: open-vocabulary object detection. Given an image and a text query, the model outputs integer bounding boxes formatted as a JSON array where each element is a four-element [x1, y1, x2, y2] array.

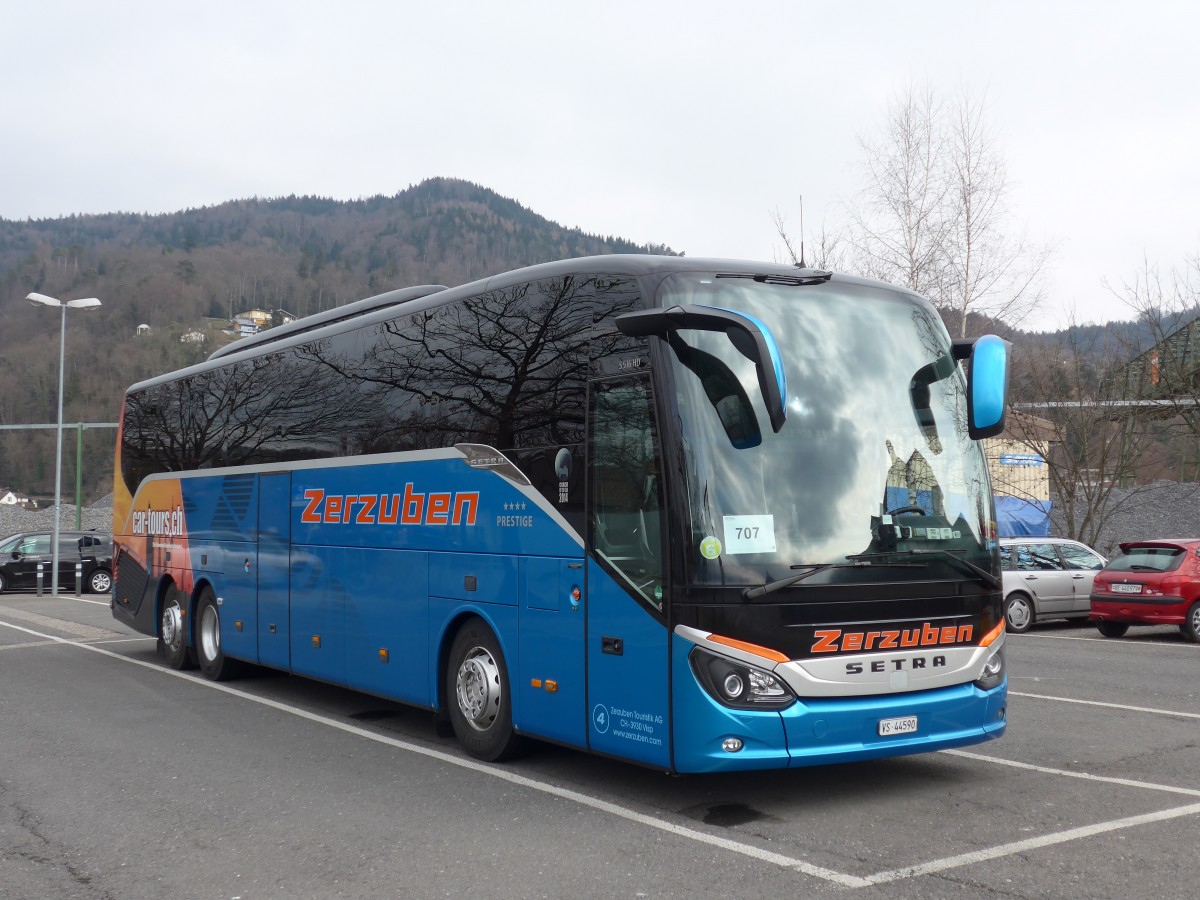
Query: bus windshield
[[660, 272, 994, 588]]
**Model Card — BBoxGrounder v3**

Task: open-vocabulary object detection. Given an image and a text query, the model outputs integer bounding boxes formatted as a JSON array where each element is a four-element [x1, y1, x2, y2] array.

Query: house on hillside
[[232, 309, 297, 337], [985, 410, 1058, 537], [0, 488, 30, 506]]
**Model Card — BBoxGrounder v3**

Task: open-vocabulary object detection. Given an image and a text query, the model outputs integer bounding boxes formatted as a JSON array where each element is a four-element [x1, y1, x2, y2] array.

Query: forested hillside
[[0, 175, 1177, 506], [0, 178, 675, 500]]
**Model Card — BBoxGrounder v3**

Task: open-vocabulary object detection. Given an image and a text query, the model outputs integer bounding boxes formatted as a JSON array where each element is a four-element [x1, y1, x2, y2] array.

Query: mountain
[[0, 176, 1181, 502], [0, 178, 679, 499]]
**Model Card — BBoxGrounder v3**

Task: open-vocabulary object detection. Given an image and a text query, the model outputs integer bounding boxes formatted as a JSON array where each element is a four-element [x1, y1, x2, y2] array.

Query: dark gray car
[[1000, 537, 1107, 632], [0, 530, 113, 594]]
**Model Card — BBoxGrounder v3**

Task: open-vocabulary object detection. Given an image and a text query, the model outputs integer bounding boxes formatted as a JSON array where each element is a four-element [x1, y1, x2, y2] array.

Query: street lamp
[[26, 292, 102, 596]]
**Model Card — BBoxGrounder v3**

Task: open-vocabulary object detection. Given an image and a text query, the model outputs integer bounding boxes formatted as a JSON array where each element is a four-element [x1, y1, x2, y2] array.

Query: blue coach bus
[[111, 255, 1009, 772]]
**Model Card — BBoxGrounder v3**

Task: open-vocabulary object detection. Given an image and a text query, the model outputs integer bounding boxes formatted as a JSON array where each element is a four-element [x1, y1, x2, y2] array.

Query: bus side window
[[590, 378, 664, 604]]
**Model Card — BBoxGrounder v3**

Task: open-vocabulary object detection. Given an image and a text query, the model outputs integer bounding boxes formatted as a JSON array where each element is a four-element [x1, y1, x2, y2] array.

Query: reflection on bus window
[[590, 378, 664, 607]]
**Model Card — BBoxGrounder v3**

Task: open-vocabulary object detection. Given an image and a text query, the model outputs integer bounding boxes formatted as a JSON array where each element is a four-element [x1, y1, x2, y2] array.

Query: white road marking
[[70, 596, 111, 606], [1010, 690, 1200, 721], [0, 617, 870, 889], [863, 802, 1200, 885], [6, 615, 1200, 890], [1017, 631, 1198, 648], [943, 749, 1200, 798]]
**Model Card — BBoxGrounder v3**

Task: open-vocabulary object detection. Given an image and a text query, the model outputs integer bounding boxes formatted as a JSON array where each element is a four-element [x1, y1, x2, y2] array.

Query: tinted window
[[1000, 545, 1016, 571], [590, 376, 665, 610], [1015, 543, 1064, 571], [17, 535, 51, 555], [1058, 543, 1104, 570], [1107, 546, 1185, 573], [121, 274, 634, 496]]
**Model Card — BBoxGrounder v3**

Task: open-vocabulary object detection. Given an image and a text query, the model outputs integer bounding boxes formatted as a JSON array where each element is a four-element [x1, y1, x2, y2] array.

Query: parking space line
[[1010, 690, 1200, 721], [0, 617, 871, 889], [1018, 632, 1198, 648], [863, 801, 1200, 885], [0, 640, 61, 652], [11, 614, 1199, 891], [71, 597, 111, 606], [944, 748, 1200, 798]]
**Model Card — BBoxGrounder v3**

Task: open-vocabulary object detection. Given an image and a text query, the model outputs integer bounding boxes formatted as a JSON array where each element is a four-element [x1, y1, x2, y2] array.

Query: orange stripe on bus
[[980, 621, 1005, 647], [706, 634, 790, 664]]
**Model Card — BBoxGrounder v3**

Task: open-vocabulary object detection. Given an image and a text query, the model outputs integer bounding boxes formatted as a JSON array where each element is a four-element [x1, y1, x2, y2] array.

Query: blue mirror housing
[[966, 334, 1009, 440]]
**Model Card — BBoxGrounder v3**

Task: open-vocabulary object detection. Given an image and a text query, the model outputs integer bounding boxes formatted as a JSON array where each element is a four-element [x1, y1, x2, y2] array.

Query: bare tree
[[848, 83, 949, 294], [941, 90, 1051, 336], [1105, 254, 1200, 479], [770, 206, 849, 271], [776, 83, 1052, 338], [1007, 320, 1169, 553]]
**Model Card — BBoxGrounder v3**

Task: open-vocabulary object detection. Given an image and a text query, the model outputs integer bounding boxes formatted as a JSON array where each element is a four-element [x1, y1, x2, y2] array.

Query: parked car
[[0, 530, 113, 594], [1090, 539, 1200, 642], [999, 537, 1107, 632]]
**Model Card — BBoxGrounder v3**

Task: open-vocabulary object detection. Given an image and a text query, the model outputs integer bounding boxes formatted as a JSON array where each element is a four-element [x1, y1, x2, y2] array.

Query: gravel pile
[[1050, 480, 1200, 557], [0, 503, 114, 537]]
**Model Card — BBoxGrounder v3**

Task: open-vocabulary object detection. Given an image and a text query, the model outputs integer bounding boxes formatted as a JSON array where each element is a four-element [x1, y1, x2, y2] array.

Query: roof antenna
[[796, 194, 807, 269]]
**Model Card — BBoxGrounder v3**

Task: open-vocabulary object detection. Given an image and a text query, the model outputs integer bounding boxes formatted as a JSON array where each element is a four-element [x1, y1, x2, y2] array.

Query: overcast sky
[[3, 1, 1196, 330]]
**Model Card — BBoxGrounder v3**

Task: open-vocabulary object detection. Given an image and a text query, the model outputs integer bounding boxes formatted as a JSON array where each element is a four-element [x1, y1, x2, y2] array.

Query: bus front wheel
[[195, 587, 241, 681], [446, 620, 527, 762]]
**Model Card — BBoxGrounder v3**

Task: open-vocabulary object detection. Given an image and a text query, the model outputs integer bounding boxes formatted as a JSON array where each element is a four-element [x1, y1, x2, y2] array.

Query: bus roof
[[125, 255, 884, 395]]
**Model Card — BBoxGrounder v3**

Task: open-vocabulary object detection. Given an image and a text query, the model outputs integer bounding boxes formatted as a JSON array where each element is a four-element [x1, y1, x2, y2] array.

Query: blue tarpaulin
[[995, 496, 1052, 537]]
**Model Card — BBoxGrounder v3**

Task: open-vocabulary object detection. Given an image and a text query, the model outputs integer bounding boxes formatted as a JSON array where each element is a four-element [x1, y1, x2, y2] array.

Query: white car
[[999, 537, 1107, 632]]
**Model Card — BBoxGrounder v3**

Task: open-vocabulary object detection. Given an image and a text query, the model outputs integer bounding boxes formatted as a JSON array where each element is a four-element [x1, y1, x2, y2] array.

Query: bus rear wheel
[[158, 586, 194, 670], [446, 620, 527, 762], [195, 587, 241, 681]]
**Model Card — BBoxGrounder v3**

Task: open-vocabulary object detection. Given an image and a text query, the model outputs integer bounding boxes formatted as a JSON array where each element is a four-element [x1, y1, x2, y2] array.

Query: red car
[[1090, 539, 1200, 642]]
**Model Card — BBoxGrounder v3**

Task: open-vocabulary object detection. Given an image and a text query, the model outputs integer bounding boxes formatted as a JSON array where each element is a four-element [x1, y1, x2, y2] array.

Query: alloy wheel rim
[[455, 647, 500, 732]]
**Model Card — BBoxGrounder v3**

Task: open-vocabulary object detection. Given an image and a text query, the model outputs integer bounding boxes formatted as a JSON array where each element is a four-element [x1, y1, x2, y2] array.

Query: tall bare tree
[[1106, 254, 1200, 479], [776, 83, 1052, 337], [848, 84, 949, 295], [941, 90, 1050, 336], [1007, 319, 1171, 553]]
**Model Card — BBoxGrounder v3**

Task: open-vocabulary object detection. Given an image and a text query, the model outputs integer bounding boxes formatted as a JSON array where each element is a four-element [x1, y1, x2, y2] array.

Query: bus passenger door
[[586, 375, 671, 768], [257, 472, 291, 670]]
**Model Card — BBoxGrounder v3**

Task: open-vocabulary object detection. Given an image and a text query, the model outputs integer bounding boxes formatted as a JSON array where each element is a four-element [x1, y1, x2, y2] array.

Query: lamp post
[[26, 292, 102, 596]]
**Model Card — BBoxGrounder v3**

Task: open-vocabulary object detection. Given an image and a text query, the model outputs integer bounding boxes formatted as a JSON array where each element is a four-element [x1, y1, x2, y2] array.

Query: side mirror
[[616, 304, 787, 432], [965, 334, 1010, 440]]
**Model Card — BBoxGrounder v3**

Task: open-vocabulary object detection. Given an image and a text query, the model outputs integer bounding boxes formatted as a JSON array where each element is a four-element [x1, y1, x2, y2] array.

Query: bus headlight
[[974, 645, 1005, 691], [690, 648, 795, 710]]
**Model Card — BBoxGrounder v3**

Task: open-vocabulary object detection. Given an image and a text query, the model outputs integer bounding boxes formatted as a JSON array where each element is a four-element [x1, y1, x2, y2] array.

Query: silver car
[[999, 537, 1107, 632]]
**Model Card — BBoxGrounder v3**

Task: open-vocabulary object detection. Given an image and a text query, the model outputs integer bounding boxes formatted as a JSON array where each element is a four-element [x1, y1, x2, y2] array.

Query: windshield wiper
[[848, 549, 1000, 590], [742, 559, 921, 600], [742, 565, 841, 600]]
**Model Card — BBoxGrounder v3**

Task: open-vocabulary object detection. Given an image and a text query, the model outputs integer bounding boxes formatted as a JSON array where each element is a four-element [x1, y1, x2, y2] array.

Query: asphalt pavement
[[2, 596, 1198, 899]]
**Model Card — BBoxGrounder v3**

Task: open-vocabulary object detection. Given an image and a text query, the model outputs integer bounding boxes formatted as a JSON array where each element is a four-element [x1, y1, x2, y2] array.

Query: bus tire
[[195, 587, 241, 681], [158, 585, 194, 670], [446, 619, 527, 762]]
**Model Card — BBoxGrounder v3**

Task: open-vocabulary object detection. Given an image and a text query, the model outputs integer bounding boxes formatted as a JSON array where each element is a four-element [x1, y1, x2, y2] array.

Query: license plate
[[1112, 583, 1142, 594], [878, 715, 918, 736]]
